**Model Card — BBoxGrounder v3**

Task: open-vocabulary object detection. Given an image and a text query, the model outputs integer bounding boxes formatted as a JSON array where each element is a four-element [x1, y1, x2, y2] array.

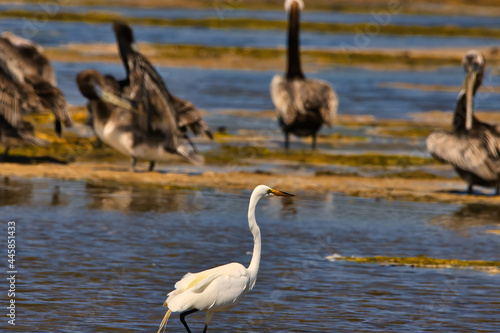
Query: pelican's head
[[112, 21, 137, 50], [76, 69, 104, 100], [462, 50, 485, 131], [463, 50, 485, 75], [285, 0, 304, 12]]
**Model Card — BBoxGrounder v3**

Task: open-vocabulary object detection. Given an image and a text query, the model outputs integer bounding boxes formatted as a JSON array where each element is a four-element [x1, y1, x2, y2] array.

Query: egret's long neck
[[247, 192, 262, 287], [286, 2, 305, 80]]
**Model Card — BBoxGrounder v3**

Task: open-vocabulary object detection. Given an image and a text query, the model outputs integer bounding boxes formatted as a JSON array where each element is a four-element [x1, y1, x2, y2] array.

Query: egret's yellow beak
[[269, 189, 295, 197]]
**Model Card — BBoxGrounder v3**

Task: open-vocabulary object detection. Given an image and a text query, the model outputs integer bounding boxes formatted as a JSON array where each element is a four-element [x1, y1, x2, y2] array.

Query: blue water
[[0, 18, 498, 50], [0, 3, 498, 28], [0, 177, 498, 332], [56, 62, 500, 120]]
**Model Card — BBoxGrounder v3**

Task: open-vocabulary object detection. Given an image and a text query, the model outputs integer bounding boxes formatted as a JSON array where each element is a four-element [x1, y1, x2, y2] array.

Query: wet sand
[[45, 43, 500, 71], [0, 161, 498, 205]]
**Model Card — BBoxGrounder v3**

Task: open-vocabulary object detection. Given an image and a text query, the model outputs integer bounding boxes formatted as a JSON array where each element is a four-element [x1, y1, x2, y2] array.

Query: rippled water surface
[[0, 18, 498, 50], [1, 3, 499, 28], [1, 178, 498, 332], [55, 62, 500, 120]]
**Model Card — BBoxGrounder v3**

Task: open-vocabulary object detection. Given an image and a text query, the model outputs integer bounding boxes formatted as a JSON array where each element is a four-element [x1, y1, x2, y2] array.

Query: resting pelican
[[426, 50, 500, 195], [0, 32, 73, 137], [0, 64, 47, 156], [76, 69, 202, 171], [112, 22, 212, 152], [157, 185, 294, 333], [270, 0, 338, 150]]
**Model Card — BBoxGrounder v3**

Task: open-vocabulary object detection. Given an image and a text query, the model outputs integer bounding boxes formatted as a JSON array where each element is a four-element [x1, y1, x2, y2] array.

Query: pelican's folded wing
[[303, 79, 338, 127], [172, 96, 213, 138], [270, 75, 297, 126], [426, 130, 500, 181]]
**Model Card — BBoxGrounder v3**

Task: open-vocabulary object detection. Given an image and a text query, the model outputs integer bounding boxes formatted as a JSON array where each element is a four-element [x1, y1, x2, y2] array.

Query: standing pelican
[[157, 185, 294, 333], [112, 22, 212, 159], [0, 32, 73, 137], [426, 50, 500, 195], [76, 69, 202, 171], [271, 0, 338, 150], [0, 64, 47, 156]]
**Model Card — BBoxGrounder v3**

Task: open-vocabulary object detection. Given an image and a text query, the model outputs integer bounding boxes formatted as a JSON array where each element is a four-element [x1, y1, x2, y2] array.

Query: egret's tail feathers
[[157, 309, 172, 333]]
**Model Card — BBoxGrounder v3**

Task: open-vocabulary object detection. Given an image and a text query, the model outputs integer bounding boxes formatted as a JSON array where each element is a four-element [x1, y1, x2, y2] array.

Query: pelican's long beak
[[464, 69, 477, 131], [96, 85, 138, 114], [270, 189, 295, 197]]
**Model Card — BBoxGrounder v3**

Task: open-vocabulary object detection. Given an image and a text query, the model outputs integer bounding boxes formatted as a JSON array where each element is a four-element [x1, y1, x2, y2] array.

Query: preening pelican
[[0, 50, 47, 155], [157, 185, 294, 333], [112, 21, 211, 169], [0, 32, 73, 137], [426, 50, 500, 195], [76, 69, 202, 171], [270, 0, 338, 150]]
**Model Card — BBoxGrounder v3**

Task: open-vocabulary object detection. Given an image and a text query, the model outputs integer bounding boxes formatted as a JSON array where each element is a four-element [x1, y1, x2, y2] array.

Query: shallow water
[[56, 62, 500, 121], [1, 3, 499, 28], [0, 17, 498, 50], [0, 177, 498, 332]]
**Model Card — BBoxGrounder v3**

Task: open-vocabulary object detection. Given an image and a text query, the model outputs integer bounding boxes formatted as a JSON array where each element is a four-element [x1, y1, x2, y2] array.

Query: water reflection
[[85, 182, 196, 213], [432, 204, 500, 233], [0, 176, 33, 206]]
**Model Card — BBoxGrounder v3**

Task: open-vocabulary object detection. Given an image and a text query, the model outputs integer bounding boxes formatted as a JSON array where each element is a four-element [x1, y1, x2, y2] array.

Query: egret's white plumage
[[157, 185, 294, 333]]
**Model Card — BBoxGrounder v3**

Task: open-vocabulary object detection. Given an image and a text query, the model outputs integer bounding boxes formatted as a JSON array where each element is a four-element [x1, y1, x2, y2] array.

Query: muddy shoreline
[[1, 162, 499, 205]]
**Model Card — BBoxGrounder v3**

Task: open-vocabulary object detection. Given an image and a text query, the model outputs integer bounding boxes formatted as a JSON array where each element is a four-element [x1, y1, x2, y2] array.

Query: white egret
[[157, 185, 294, 333]]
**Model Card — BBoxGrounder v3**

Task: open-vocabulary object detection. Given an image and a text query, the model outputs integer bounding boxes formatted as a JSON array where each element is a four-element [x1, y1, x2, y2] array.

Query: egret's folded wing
[[426, 130, 499, 180]]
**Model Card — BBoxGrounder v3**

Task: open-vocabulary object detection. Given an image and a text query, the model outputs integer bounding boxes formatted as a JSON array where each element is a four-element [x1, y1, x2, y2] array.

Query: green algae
[[375, 126, 435, 138], [46, 42, 468, 68], [216, 145, 440, 167], [336, 255, 500, 272], [315, 170, 359, 177], [5, 0, 500, 14], [379, 170, 443, 179], [5, 9, 500, 40]]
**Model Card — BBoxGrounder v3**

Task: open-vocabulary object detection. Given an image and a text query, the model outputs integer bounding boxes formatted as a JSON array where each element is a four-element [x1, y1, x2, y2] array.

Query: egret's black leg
[[180, 309, 199, 333], [4, 147, 9, 158], [203, 323, 208, 333], [467, 184, 473, 195], [148, 161, 156, 172], [284, 132, 289, 150], [130, 157, 137, 172], [312, 133, 317, 150], [55, 119, 62, 138], [496, 187, 499, 196]]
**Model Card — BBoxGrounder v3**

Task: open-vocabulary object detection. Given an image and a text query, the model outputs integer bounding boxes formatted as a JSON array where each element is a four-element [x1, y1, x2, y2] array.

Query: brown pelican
[[270, 0, 338, 150], [76, 69, 203, 171], [112, 22, 212, 150], [0, 32, 73, 137], [426, 50, 500, 195], [0, 64, 48, 156]]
